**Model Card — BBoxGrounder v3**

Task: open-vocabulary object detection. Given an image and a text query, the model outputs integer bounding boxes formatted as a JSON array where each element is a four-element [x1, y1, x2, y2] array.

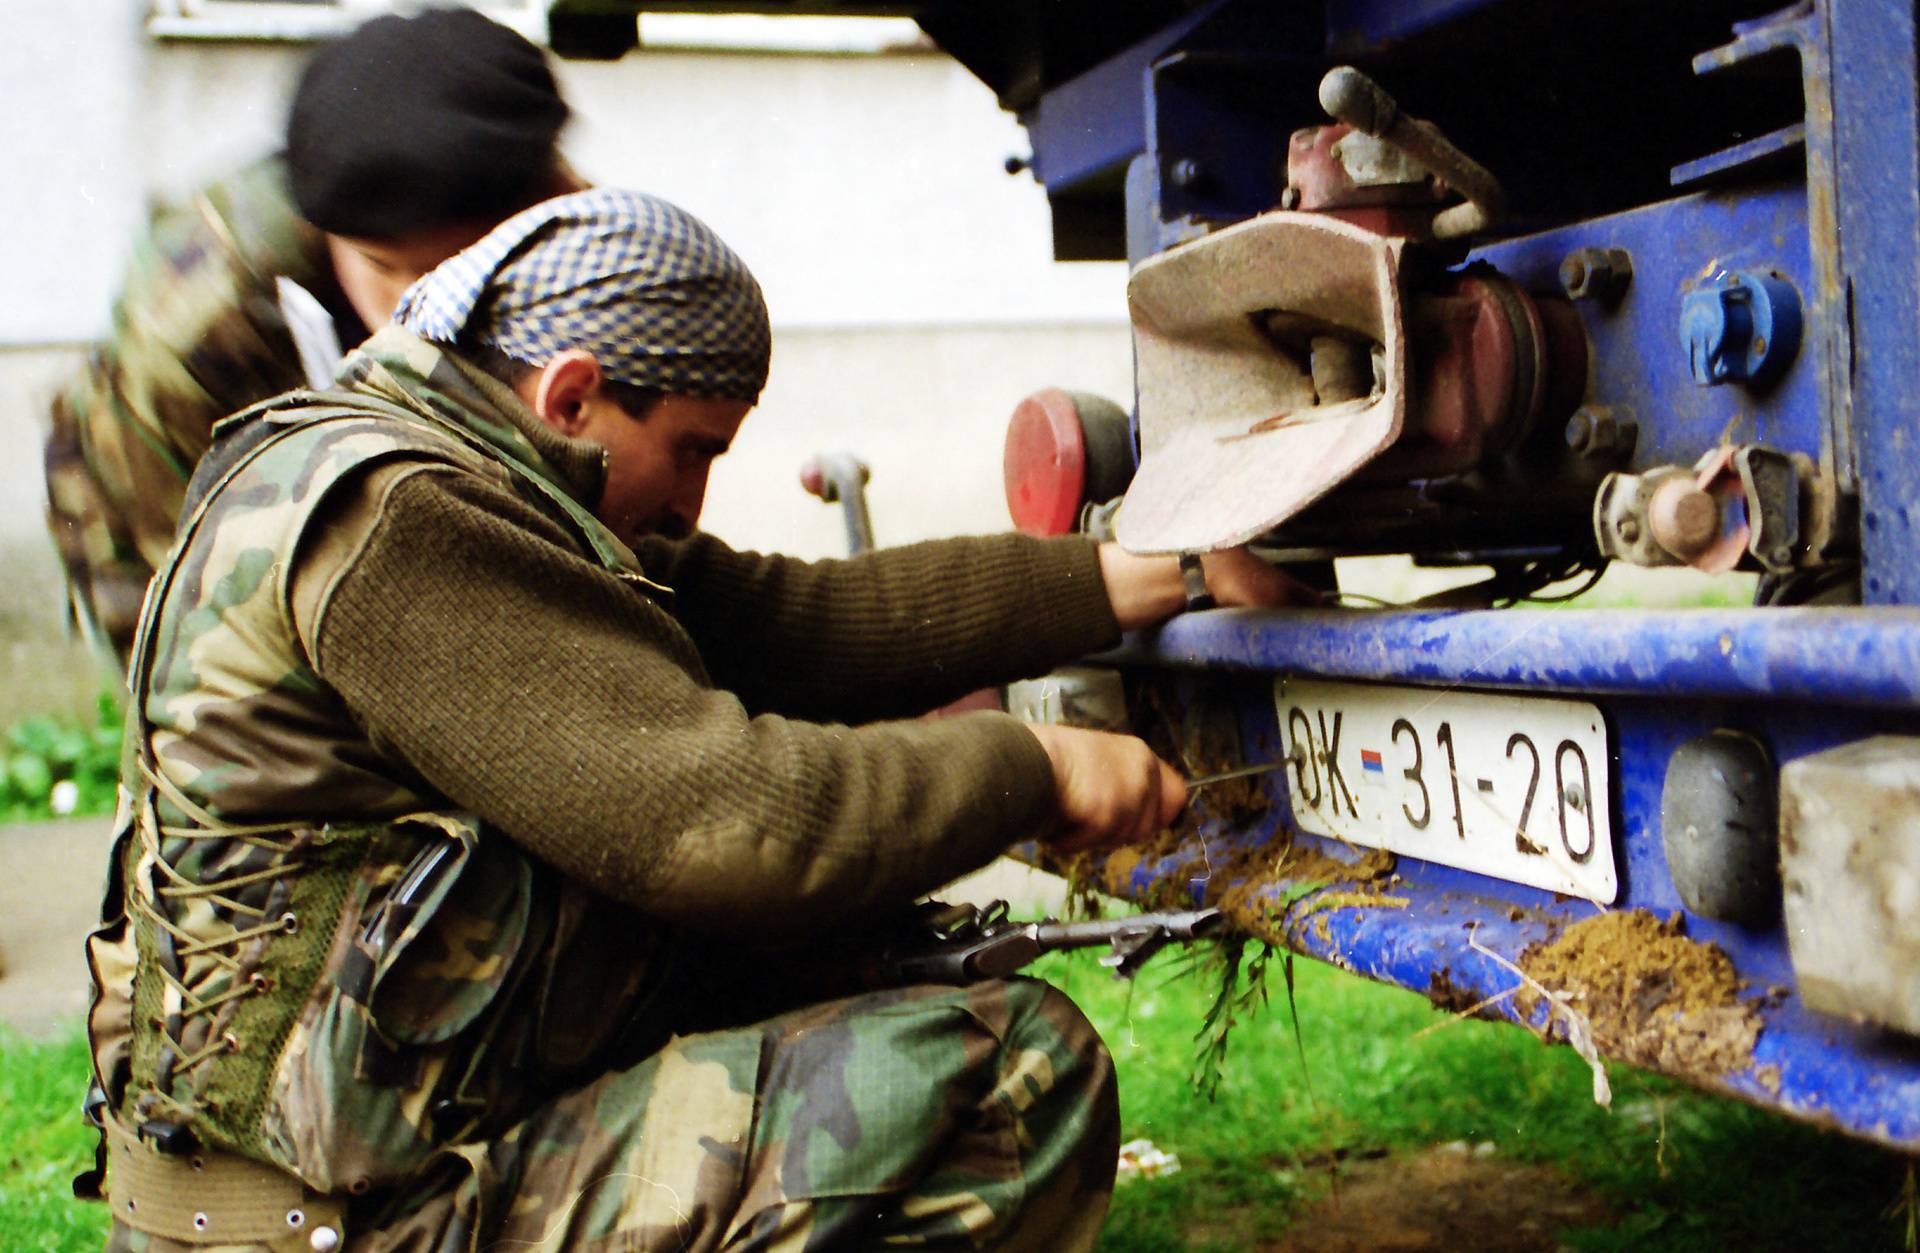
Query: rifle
[[869, 900, 1228, 986]]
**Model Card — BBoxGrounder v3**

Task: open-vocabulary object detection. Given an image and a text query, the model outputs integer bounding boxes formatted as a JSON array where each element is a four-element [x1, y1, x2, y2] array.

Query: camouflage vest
[[87, 377, 672, 1197]]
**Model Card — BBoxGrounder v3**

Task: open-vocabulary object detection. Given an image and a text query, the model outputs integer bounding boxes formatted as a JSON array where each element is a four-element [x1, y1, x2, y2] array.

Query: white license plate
[[1274, 678, 1616, 903]]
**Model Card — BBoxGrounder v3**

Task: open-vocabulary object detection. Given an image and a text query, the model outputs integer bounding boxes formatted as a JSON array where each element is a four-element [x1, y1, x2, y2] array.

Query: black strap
[[1179, 553, 1215, 612]]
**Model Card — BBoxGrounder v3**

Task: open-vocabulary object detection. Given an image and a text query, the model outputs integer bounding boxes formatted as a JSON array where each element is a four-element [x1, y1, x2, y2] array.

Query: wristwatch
[[1178, 553, 1214, 612]]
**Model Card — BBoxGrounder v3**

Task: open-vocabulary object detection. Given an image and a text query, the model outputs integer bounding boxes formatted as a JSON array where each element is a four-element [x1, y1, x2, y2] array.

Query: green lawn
[[6, 951, 1910, 1251], [1048, 948, 1914, 1252], [0, 1030, 108, 1249]]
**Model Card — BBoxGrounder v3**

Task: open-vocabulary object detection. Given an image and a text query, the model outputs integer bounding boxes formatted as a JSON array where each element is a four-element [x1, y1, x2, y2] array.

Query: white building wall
[[0, 3, 1135, 721]]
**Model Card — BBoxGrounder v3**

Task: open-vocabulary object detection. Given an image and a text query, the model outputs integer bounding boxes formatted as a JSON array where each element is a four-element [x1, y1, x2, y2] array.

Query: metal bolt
[[1564, 783, 1587, 812], [1170, 157, 1203, 188], [1560, 255, 1589, 294], [1617, 517, 1642, 544], [1279, 186, 1302, 210], [1564, 405, 1635, 460], [1563, 409, 1594, 453], [1559, 247, 1633, 301]]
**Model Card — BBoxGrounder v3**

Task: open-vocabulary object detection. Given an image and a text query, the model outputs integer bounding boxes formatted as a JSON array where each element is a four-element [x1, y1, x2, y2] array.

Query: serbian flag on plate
[[1360, 749, 1384, 774]]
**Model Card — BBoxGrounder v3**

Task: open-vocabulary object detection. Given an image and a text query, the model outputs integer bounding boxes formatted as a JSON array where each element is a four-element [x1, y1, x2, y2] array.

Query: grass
[[1037, 947, 1915, 1252], [0, 694, 122, 823], [6, 954, 1909, 1251], [0, 1030, 110, 1249]]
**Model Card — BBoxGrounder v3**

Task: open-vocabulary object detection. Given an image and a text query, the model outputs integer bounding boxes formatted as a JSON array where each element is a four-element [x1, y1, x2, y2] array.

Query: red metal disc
[[1004, 387, 1089, 536]]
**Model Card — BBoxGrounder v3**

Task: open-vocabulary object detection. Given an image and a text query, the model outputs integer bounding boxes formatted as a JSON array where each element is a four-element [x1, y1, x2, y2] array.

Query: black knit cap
[[287, 8, 569, 239]]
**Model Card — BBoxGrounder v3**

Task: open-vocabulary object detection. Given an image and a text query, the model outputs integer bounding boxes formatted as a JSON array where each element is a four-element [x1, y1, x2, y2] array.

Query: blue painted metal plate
[[1467, 186, 1823, 476]]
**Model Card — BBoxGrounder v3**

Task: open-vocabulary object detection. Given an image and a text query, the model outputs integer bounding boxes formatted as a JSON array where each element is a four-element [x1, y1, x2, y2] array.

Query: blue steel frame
[[1012, 0, 1920, 1148]]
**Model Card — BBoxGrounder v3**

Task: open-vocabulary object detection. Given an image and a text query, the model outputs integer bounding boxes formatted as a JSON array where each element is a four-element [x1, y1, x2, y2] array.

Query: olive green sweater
[[291, 392, 1120, 930]]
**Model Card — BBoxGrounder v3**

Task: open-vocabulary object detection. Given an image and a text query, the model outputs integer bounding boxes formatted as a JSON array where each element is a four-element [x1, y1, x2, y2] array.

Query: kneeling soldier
[[82, 188, 1300, 1250]]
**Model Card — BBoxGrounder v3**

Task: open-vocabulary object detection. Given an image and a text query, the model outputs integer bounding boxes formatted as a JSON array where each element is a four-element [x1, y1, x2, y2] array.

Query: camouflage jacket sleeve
[[292, 462, 1059, 930], [45, 160, 327, 662], [632, 531, 1121, 723]]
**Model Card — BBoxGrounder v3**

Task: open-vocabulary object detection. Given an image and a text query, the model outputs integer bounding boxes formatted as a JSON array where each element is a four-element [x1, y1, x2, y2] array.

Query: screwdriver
[[1184, 758, 1297, 790]]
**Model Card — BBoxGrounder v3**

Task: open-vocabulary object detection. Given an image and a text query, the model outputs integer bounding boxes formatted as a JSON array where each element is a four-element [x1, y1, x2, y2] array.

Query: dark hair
[[459, 341, 665, 421], [286, 9, 569, 238]]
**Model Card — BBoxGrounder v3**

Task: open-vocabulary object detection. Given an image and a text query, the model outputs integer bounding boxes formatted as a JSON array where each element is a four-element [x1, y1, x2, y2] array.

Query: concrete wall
[[0, 4, 1135, 723], [7, 9, 1128, 337]]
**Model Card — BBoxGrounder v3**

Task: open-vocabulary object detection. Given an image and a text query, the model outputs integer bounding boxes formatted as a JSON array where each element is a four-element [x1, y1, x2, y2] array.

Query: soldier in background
[[83, 187, 1304, 1250], [43, 8, 580, 668]]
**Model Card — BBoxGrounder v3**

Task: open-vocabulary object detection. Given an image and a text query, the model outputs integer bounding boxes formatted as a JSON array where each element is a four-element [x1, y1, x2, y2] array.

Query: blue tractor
[[554, 0, 1920, 1149]]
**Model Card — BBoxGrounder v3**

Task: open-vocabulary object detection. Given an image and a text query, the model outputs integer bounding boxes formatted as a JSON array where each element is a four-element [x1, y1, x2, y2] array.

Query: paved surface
[[0, 815, 115, 1036], [0, 815, 1066, 1038]]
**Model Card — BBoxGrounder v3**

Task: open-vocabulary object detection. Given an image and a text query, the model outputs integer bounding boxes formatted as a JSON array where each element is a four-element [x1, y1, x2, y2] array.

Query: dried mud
[[1516, 909, 1763, 1077], [1045, 683, 1404, 940]]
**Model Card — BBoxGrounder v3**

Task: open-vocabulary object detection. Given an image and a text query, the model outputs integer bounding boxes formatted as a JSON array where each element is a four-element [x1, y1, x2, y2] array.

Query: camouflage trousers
[[105, 977, 1118, 1252]]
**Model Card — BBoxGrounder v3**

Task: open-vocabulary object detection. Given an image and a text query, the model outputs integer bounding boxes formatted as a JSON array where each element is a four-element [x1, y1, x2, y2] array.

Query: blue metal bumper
[[1115, 606, 1920, 708], [1076, 606, 1920, 1150]]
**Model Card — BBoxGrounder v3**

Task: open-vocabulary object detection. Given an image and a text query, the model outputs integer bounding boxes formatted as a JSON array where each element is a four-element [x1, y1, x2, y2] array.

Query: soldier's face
[[519, 350, 751, 543], [586, 393, 751, 542], [325, 222, 498, 329]]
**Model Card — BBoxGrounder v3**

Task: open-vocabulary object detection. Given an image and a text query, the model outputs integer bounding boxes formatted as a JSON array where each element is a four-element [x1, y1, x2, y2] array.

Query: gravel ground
[[0, 816, 115, 1035]]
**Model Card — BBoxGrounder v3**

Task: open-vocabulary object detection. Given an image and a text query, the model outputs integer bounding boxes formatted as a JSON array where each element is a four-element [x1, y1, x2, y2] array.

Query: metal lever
[[799, 451, 876, 555], [1319, 66, 1506, 239]]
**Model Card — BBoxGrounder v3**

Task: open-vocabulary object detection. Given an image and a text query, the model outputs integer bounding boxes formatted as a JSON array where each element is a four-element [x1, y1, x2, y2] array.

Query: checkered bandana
[[395, 188, 771, 401]]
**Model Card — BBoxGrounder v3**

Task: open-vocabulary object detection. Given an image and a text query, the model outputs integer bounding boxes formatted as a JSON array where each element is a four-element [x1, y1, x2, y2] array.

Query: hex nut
[[1560, 247, 1633, 301]]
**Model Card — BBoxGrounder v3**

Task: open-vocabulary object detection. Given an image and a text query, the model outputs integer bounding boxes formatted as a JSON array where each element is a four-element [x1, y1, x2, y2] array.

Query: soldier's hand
[[1026, 724, 1186, 853], [1196, 547, 1318, 610], [1097, 543, 1318, 629]]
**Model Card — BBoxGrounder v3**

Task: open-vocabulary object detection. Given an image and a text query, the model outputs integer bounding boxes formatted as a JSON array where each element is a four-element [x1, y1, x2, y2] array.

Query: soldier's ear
[[528, 350, 604, 436]]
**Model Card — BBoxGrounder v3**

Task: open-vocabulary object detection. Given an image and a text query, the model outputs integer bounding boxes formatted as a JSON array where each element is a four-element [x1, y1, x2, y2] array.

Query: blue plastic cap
[[1681, 270, 1802, 387]]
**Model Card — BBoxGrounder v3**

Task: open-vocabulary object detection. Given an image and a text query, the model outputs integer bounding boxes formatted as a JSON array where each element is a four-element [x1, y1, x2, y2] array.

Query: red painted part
[[1286, 124, 1444, 212], [1534, 295, 1591, 425], [1317, 205, 1446, 238], [798, 456, 827, 500], [1364, 275, 1523, 482], [1287, 124, 1360, 210], [1004, 387, 1089, 536]]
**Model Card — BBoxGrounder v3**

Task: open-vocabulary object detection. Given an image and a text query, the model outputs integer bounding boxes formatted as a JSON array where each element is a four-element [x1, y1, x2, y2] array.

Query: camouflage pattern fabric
[[90, 329, 1119, 1249], [100, 354, 669, 1193], [44, 158, 333, 666], [105, 980, 1118, 1252]]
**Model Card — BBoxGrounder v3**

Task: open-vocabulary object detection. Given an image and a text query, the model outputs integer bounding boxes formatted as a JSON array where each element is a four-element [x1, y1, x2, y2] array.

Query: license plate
[[1274, 678, 1617, 903]]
